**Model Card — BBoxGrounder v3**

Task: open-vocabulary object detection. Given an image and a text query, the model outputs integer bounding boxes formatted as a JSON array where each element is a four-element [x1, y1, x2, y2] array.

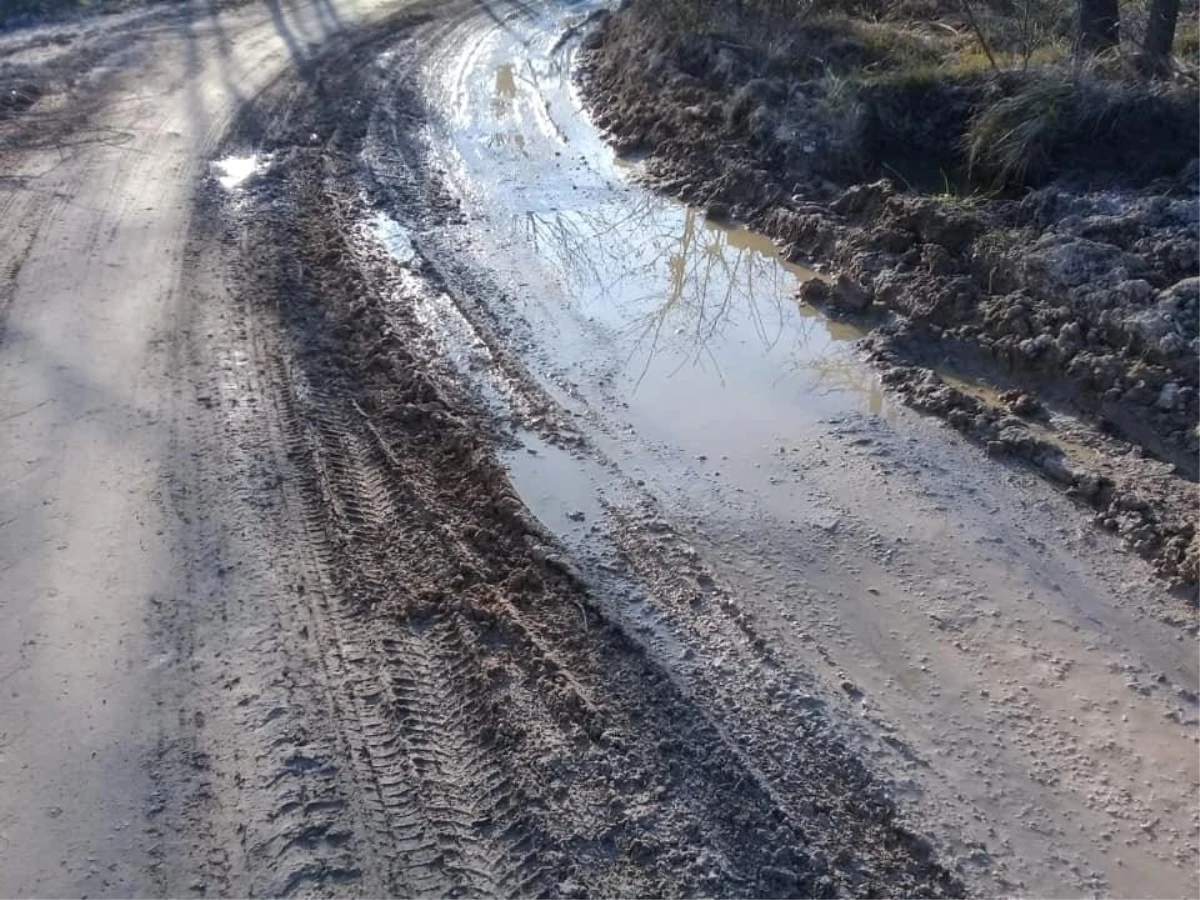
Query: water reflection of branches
[[519, 195, 865, 396], [490, 58, 566, 145], [778, 339, 884, 414]]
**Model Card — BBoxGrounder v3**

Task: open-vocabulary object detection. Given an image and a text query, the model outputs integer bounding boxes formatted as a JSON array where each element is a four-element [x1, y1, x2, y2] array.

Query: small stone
[[1159, 333, 1187, 356]]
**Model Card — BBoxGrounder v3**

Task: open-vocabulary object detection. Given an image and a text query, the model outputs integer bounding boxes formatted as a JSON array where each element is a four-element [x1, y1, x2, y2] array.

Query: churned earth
[[0, 1, 1196, 899], [578, 0, 1200, 587]]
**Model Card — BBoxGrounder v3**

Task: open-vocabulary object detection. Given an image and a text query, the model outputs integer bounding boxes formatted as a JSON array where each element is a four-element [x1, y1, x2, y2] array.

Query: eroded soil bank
[[577, 0, 1200, 585]]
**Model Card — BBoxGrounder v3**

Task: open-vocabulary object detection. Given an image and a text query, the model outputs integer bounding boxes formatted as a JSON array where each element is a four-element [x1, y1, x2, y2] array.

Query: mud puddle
[[322, 3, 1198, 896], [934, 368, 1114, 469], [395, 2, 889, 519]]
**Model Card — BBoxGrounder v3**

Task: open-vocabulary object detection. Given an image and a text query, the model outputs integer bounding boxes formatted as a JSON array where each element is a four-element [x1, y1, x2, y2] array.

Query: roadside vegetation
[[580, 0, 1199, 585], [626, 0, 1198, 191]]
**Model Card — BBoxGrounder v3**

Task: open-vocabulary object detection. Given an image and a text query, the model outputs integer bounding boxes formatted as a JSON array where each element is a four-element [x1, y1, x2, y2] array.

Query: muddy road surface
[[0, 1, 1196, 897]]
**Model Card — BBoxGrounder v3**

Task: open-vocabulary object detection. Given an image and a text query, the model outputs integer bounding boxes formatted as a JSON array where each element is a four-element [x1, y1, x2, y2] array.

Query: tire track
[[275, 365, 561, 897], [158, 181, 384, 899], [381, 614, 545, 898], [206, 9, 965, 896]]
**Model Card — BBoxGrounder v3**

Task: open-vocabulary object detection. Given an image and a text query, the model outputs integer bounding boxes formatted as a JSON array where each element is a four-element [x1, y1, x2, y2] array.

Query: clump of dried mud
[[578, 3, 1199, 584]]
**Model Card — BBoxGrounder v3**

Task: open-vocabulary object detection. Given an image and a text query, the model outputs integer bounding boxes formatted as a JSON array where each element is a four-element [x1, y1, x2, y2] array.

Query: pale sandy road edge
[[0, 2, 421, 894]]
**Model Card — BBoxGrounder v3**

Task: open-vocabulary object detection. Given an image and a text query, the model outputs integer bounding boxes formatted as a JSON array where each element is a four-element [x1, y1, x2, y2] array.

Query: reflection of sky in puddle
[[392, 2, 897, 566], [422, 7, 886, 420], [212, 154, 269, 190], [515, 197, 883, 413]]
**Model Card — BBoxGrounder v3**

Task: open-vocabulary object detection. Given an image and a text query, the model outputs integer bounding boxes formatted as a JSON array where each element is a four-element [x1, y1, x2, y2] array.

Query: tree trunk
[[1078, 0, 1119, 53], [1140, 0, 1180, 76]]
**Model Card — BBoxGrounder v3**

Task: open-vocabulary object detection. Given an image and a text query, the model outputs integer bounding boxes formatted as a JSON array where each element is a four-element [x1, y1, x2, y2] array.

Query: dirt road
[[0, 2, 410, 894], [0, 1, 1195, 897]]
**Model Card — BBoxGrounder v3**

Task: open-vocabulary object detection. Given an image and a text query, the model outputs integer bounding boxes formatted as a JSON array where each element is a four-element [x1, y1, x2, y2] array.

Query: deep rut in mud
[[181, 7, 963, 897]]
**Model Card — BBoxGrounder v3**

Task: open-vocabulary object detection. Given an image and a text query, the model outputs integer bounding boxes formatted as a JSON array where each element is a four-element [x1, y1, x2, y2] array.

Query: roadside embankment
[[578, 0, 1200, 584]]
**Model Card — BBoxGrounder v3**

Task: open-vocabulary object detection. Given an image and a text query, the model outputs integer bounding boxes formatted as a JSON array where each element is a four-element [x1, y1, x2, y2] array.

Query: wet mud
[[577, 1, 1199, 586], [197, 7, 964, 896], [6, 0, 1193, 896]]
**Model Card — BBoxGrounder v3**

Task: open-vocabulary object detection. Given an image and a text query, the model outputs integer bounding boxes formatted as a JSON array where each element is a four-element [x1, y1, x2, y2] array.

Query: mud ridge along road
[[0, 1, 1196, 897]]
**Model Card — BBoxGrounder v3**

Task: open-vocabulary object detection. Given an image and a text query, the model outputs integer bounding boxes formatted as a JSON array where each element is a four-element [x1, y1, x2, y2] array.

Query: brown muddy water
[[404, 2, 887, 492]]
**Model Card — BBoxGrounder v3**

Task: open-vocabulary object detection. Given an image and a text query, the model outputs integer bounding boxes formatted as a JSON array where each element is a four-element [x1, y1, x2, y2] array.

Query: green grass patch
[[623, 0, 1199, 192], [965, 74, 1199, 186]]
